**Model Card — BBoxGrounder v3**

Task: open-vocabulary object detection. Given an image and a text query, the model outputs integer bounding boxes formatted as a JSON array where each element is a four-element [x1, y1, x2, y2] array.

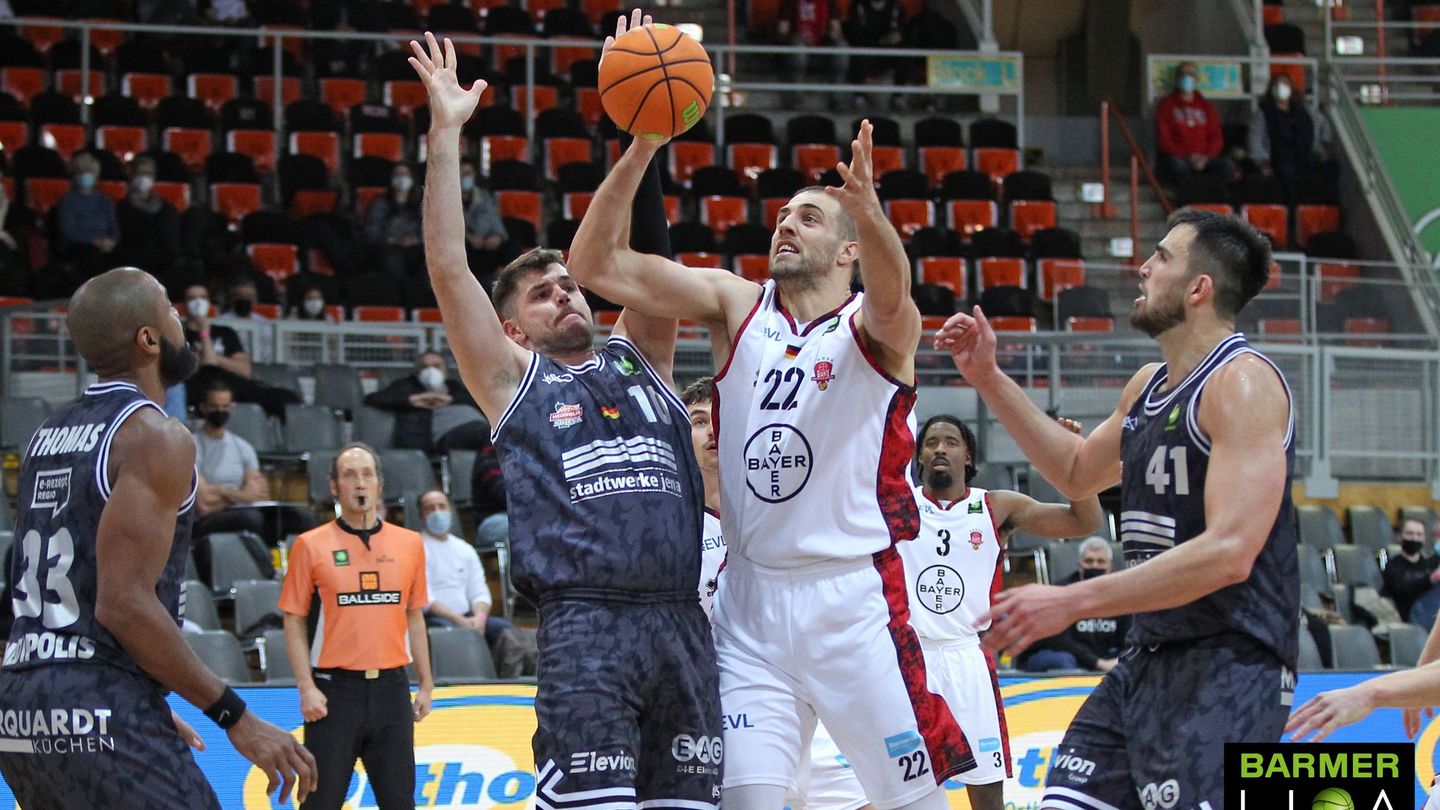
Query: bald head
[[68, 267, 172, 376]]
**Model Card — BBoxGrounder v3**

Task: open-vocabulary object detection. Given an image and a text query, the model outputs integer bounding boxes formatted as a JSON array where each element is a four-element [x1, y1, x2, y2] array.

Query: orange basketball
[[599, 25, 713, 140]]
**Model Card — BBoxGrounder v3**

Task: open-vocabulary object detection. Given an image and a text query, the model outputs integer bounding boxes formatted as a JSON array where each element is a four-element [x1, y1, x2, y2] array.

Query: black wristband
[[203, 686, 247, 730]]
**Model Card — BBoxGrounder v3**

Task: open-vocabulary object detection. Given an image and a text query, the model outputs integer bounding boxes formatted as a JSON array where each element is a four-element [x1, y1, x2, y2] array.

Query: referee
[[280, 442, 434, 809]]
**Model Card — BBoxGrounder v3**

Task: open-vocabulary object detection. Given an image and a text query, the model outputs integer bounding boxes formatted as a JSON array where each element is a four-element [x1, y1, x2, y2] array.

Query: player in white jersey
[[570, 112, 969, 810], [900, 415, 1101, 810], [682, 377, 872, 810]]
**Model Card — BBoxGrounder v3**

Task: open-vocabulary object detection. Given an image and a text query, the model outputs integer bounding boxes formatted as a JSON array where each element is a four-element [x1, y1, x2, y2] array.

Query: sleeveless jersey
[[3, 381, 197, 673], [492, 336, 705, 599], [898, 485, 1004, 641], [1118, 333, 1299, 665], [699, 508, 725, 618], [713, 282, 919, 569]]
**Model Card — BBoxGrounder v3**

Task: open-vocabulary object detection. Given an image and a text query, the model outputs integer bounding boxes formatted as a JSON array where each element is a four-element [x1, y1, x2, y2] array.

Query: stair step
[[1058, 201, 1167, 221]]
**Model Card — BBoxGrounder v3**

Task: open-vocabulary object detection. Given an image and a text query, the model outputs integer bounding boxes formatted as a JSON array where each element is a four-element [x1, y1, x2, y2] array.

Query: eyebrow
[[1155, 243, 1171, 259], [775, 203, 825, 220]]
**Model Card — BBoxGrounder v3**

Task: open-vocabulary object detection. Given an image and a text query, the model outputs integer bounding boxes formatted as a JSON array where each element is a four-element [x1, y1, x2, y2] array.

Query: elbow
[[94, 589, 144, 637], [1217, 538, 1259, 586]]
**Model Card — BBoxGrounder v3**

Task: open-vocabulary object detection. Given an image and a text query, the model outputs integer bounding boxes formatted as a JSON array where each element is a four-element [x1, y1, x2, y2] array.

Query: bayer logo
[[915, 565, 965, 614]]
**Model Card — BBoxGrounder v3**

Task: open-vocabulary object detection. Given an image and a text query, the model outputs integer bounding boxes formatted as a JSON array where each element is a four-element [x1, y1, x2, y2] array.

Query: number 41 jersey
[[1119, 334, 1299, 666], [4, 381, 197, 674]]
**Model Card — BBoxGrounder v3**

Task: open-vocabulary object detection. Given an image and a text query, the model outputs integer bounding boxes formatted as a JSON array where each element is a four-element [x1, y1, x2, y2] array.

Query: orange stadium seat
[[20, 20, 65, 53], [384, 81, 429, 119], [918, 256, 965, 299], [1344, 317, 1389, 346], [153, 181, 191, 211], [977, 257, 1025, 291], [921, 315, 950, 332], [991, 315, 1037, 332], [1414, 5, 1440, 45], [700, 196, 748, 236], [254, 76, 302, 107], [39, 124, 85, 161], [481, 135, 529, 173], [247, 243, 299, 285], [210, 182, 263, 225], [946, 200, 998, 238], [225, 130, 275, 173], [511, 85, 559, 118], [583, 0, 623, 24], [0, 67, 45, 106], [793, 144, 840, 184], [187, 74, 239, 114], [734, 255, 770, 282], [1009, 200, 1057, 242], [670, 141, 716, 187], [121, 73, 172, 110], [290, 190, 339, 219], [528, 0, 566, 23], [871, 146, 906, 178], [919, 146, 966, 187], [86, 20, 127, 56], [576, 87, 604, 128], [497, 190, 543, 231], [664, 195, 681, 225], [355, 186, 387, 219], [1258, 318, 1301, 340], [1242, 204, 1289, 247], [0, 121, 28, 151], [552, 41, 599, 77], [677, 252, 724, 268], [1185, 202, 1232, 216], [1269, 58, 1306, 95], [97, 180, 127, 203], [543, 137, 593, 176], [1317, 262, 1361, 303], [97, 125, 147, 162], [55, 70, 104, 103], [973, 147, 1019, 185], [728, 143, 779, 184], [1067, 316, 1113, 333], [24, 178, 71, 217], [562, 191, 594, 220], [319, 78, 367, 118], [252, 303, 281, 319], [1296, 204, 1341, 249], [166, 128, 217, 174], [290, 132, 341, 175], [413, 307, 443, 323], [883, 199, 935, 240], [355, 306, 406, 322], [1038, 259, 1085, 301], [354, 132, 405, 162], [761, 198, 786, 230]]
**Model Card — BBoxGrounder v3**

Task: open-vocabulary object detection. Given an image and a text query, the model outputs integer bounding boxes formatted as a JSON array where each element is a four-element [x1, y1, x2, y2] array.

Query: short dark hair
[[916, 414, 978, 485], [1168, 209, 1273, 319], [202, 379, 233, 399], [793, 186, 857, 242], [492, 247, 566, 319], [680, 376, 714, 407], [330, 441, 383, 486]]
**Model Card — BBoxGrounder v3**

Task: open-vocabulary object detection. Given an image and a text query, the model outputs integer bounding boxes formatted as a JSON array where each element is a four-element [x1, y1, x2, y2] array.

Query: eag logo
[[671, 734, 723, 765], [1225, 743, 1415, 810]]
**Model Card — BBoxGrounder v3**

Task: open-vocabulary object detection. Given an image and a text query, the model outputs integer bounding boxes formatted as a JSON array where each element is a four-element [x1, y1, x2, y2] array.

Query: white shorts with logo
[[789, 722, 868, 810], [919, 637, 1010, 786], [712, 549, 975, 810], [1427, 782, 1440, 810]]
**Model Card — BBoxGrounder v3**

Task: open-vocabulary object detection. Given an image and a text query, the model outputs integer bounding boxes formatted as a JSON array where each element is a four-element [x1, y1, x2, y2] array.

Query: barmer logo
[[1227, 744, 1414, 810]]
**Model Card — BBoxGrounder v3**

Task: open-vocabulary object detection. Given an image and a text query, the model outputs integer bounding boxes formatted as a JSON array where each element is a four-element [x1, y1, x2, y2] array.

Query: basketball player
[[0, 267, 315, 807], [409, 23, 721, 810], [938, 209, 1299, 810], [901, 415, 1100, 810], [569, 100, 971, 807]]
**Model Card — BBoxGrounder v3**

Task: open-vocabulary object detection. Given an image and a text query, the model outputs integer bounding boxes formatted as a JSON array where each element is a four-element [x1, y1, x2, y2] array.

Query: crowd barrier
[[0, 674, 1433, 809]]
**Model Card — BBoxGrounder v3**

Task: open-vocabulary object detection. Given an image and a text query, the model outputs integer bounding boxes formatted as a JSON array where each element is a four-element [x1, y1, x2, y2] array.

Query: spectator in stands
[[1016, 537, 1130, 672], [469, 438, 509, 552], [52, 152, 120, 293], [364, 162, 424, 280], [1155, 62, 1233, 185], [843, 0, 906, 108], [459, 158, 512, 282], [774, 0, 843, 85], [182, 283, 300, 418], [1248, 73, 1322, 196], [221, 276, 274, 361], [287, 284, 337, 322], [363, 351, 490, 454], [115, 156, 183, 288], [1384, 518, 1440, 627], [418, 490, 514, 651]]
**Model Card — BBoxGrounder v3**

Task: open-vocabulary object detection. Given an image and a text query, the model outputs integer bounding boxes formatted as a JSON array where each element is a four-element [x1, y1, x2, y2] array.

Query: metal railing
[[1098, 98, 1173, 261]]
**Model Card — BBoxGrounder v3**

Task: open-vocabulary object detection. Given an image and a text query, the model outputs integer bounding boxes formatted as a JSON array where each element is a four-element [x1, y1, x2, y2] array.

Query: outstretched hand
[[409, 32, 488, 131], [603, 8, 653, 63], [825, 119, 880, 216], [933, 306, 1000, 385]]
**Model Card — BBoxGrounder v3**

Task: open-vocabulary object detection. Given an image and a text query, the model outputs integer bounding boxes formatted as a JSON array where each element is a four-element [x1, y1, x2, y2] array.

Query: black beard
[[158, 334, 198, 387], [532, 320, 594, 357], [924, 467, 955, 491], [1129, 290, 1187, 338]]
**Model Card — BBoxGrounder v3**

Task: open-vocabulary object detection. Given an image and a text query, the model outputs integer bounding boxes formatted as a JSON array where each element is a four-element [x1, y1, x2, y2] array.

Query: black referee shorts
[[302, 667, 415, 810]]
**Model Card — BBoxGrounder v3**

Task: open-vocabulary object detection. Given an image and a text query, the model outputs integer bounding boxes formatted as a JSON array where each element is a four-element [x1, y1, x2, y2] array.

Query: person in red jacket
[[1155, 62, 1234, 185]]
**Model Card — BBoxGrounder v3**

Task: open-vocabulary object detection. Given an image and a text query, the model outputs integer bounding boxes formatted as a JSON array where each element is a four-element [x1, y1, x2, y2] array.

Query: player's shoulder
[[1117, 362, 1165, 411], [111, 404, 194, 461], [382, 521, 426, 548]]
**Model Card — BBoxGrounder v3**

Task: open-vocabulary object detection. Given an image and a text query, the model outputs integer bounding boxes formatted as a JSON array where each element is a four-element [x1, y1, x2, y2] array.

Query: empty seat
[[184, 630, 252, 683], [428, 626, 498, 681], [203, 532, 271, 594], [182, 580, 222, 631], [1387, 622, 1428, 667], [1296, 504, 1344, 551], [1297, 625, 1324, 670], [283, 404, 345, 452], [312, 364, 366, 413], [1298, 542, 1331, 598], [232, 579, 283, 638], [227, 401, 277, 454], [381, 449, 439, 504], [354, 406, 397, 450], [1044, 540, 1081, 583], [446, 450, 477, 507], [1329, 545, 1382, 590], [1326, 624, 1381, 670], [1347, 505, 1394, 552], [259, 627, 295, 682]]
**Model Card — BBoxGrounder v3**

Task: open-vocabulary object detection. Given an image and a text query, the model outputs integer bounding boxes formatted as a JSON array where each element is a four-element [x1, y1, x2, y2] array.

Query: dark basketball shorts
[[1041, 635, 1294, 810], [532, 596, 722, 810], [0, 664, 220, 809]]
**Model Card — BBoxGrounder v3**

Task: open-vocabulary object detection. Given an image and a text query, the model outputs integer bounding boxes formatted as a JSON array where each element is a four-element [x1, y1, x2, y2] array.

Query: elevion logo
[[1225, 743, 1415, 810]]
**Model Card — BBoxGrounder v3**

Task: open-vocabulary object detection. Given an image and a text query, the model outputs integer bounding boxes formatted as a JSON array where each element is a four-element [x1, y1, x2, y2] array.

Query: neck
[[424, 530, 449, 541], [339, 509, 378, 530], [775, 271, 852, 323], [1180, 91, 1194, 101], [202, 424, 225, 439], [100, 371, 166, 406], [545, 347, 596, 367], [923, 480, 968, 503], [1154, 318, 1234, 383], [1275, 99, 1290, 110], [702, 471, 720, 511]]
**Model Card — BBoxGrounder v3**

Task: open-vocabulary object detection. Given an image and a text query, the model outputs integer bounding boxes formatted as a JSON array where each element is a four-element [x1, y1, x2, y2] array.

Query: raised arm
[[991, 488, 1103, 542], [833, 120, 921, 377], [410, 33, 529, 423]]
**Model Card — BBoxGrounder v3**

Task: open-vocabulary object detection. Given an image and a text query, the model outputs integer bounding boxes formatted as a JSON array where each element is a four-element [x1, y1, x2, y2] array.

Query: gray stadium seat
[[252, 363, 302, 393], [971, 464, 1012, 491], [1008, 532, 1047, 553], [0, 497, 11, 532], [354, 406, 396, 450], [445, 450, 476, 507], [205, 532, 270, 594], [1296, 505, 1344, 552], [0, 397, 48, 451], [183, 630, 251, 683], [1386, 622, 1428, 667], [428, 626, 498, 681], [380, 449, 437, 506], [283, 404, 345, 453], [1298, 625, 1324, 670], [226, 402, 277, 454], [259, 628, 295, 683], [312, 364, 366, 414], [1329, 545, 1383, 591], [1326, 625, 1382, 670], [1023, 468, 1065, 504], [182, 580, 221, 630], [1045, 540, 1081, 584], [307, 449, 339, 506], [1347, 505, 1394, 552], [1298, 543, 1332, 597], [232, 579, 282, 638]]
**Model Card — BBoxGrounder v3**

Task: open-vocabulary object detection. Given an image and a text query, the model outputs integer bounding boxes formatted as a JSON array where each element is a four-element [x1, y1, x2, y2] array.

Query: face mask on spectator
[[418, 366, 446, 392], [187, 297, 209, 319], [393, 175, 414, 193], [303, 298, 325, 317], [76, 173, 97, 191], [1178, 75, 1197, 93], [1403, 539, 1425, 556], [204, 410, 230, 429], [1079, 566, 1106, 580], [132, 175, 155, 193], [232, 298, 254, 318], [1274, 82, 1292, 102], [460, 175, 476, 193], [425, 510, 452, 537]]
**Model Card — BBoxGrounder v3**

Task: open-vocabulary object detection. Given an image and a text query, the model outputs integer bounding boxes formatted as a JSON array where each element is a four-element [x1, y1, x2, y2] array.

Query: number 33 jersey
[[4, 381, 197, 674], [895, 485, 1003, 641], [714, 282, 920, 570], [1119, 333, 1299, 666]]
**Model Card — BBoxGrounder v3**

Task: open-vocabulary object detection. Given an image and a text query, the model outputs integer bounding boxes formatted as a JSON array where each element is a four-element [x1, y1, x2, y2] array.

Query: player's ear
[[135, 325, 160, 355], [501, 318, 530, 348], [837, 239, 859, 266], [1189, 273, 1213, 304]]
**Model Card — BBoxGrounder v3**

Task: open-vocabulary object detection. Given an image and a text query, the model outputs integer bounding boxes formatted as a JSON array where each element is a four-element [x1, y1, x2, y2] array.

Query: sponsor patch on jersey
[[1123, 415, 1139, 431], [915, 565, 965, 614], [1165, 402, 1181, 431], [784, 344, 800, 361], [332, 549, 350, 567], [884, 731, 923, 758], [969, 530, 984, 550], [616, 356, 642, 377], [968, 501, 984, 514], [600, 405, 621, 420], [30, 468, 72, 517], [27, 422, 106, 458], [337, 570, 401, 605], [540, 372, 574, 384], [811, 358, 836, 391], [743, 424, 813, 503], [978, 737, 1002, 753], [549, 402, 584, 429]]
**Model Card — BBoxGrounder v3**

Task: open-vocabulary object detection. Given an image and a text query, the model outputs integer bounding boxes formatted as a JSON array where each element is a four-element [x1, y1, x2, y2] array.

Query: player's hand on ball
[[978, 583, 1073, 658], [826, 119, 880, 216], [1285, 685, 1378, 743], [227, 711, 318, 805], [934, 306, 1000, 385], [603, 8, 654, 63], [408, 32, 488, 130], [170, 711, 204, 751]]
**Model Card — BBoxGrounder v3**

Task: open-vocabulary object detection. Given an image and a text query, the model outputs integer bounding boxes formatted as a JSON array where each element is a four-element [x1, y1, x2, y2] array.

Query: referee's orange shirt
[[279, 520, 429, 671]]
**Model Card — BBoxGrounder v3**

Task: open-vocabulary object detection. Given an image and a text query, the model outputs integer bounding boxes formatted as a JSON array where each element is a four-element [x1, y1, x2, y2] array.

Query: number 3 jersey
[[4, 381, 197, 674], [713, 282, 919, 569], [1119, 333, 1298, 665], [492, 336, 705, 599], [897, 485, 1004, 641]]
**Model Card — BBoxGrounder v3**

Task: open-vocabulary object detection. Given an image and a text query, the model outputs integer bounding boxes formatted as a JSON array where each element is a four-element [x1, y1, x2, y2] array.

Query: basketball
[[599, 24, 713, 140], [1311, 788, 1354, 810]]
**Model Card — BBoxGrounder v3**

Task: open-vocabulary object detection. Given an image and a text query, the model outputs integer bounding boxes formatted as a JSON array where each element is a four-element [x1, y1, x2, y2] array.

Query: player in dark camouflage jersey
[[937, 210, 1299, 810], [0, 267, 314, 808], [409, 20, 721, 810]]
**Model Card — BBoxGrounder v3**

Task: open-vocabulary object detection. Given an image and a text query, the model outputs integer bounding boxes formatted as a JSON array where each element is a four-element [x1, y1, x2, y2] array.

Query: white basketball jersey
[[699, 508, 726, 617], [897, 485, 1004, 641], [714, 282, 919, 569]]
